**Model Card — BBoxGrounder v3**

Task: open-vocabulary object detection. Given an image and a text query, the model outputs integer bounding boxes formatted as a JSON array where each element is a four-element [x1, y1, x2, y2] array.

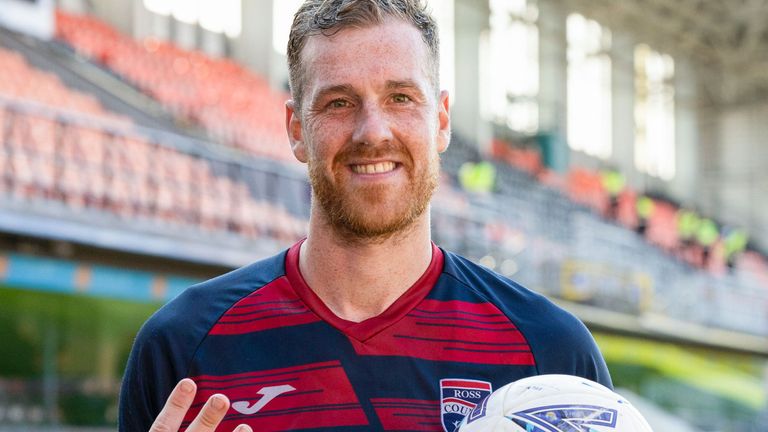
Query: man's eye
[[329, 99, 350, 109], [392, 94, 412, 103]]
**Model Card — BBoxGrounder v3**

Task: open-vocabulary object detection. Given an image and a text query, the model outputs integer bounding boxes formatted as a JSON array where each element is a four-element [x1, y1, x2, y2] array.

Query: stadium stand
[[440, 136, 768, 340], [54, 10, 293, 162], [489, 136, 759, 273], [54, 7, 733, 278], [0, 47, 129, 124], [0, 45, 307, 243]]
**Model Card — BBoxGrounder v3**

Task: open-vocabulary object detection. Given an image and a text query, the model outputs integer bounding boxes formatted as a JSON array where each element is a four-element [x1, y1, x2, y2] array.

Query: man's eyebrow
[[386, 80, 424, 93], [313, 84, 355, 101]]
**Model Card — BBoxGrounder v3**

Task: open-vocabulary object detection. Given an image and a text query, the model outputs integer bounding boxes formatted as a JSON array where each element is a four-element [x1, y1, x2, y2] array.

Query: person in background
[[695, 217, 719, 269], [676, 208, 699, 260], [723, 226, 749, 271], [600, 167, 625, 220], [635, 194, 655, 237], [458, 160, 496, 194]]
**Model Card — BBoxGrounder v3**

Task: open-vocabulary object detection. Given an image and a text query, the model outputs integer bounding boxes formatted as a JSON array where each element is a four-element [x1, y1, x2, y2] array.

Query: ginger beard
[[307, 141, 440, 243]]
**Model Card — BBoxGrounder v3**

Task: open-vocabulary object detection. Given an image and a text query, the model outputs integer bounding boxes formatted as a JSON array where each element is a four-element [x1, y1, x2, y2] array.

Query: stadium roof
[[562, 0, 768, 105]]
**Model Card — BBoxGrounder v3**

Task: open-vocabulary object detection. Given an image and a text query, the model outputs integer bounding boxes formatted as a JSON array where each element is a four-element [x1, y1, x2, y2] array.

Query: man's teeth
[[351, 162, 396, 174]]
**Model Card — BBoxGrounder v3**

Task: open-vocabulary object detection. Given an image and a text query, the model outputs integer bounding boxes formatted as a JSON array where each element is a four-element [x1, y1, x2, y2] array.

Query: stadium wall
[[712, 102, 768, 245], [0, 251, 201, 303], [0, 0, 54, 40]]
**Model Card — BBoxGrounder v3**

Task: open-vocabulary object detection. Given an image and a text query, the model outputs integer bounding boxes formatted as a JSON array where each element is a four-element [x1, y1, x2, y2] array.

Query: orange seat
[[55, 10, 289, 161], [566, 168, 607, 212], [645, 201, 679, 251]]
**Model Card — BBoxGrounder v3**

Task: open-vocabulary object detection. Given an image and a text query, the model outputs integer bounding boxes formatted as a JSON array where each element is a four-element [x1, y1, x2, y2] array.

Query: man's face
[[286, 19, 450, 242]]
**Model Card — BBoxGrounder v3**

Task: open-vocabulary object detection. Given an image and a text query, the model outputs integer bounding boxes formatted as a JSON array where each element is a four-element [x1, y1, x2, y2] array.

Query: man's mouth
[[350, 161, 397, 174]]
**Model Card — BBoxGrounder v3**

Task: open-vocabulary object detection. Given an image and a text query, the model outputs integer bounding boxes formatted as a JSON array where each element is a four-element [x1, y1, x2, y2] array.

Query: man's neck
[[298, 210, 434, 323]]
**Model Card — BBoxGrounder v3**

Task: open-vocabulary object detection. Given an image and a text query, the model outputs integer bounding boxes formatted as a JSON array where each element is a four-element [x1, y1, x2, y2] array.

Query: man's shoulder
[[184, 248, 289, 302], [439, 249, 610, 386], [137, 248, 289, 348], [440, 249, 543, 301], [439, 248, 583, 332]]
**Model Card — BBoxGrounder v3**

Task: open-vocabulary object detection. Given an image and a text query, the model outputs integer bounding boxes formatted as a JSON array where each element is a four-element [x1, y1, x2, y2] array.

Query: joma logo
[[231, 385, 296, 415]]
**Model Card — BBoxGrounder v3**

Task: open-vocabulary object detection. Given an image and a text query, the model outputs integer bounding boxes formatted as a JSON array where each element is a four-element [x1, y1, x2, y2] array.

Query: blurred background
[[0, 0, 767, 430]]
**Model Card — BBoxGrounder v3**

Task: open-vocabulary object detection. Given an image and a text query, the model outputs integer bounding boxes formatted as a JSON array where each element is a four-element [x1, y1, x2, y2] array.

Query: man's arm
[[535, 310, 613, 389], [119, 321, 184, 431], [119, 280, 224, 430]]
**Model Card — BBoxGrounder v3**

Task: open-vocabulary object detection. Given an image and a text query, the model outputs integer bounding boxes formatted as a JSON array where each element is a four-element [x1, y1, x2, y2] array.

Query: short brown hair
[[287, 0, 440, 111]]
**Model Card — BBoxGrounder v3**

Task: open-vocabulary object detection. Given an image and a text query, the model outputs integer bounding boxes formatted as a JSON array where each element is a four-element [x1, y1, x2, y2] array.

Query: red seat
[[566, 168, 607, 212], [645, 201, 678, 251], [55, 10, 294, 162]]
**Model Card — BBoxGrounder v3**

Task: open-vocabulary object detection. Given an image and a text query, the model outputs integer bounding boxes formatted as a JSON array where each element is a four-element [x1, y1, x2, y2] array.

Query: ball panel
[[457, 375, 653, 432], [455, 415, 526, 432]]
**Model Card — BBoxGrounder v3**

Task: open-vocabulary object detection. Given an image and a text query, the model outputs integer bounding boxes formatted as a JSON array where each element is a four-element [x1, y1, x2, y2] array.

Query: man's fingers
[[186, 393, 230, 431], [150, 380, 242, 432], [150, 378, 197, 432]]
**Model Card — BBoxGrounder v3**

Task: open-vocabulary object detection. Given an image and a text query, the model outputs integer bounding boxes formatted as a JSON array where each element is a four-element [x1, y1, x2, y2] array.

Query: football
[[456, 374, 653, 432]]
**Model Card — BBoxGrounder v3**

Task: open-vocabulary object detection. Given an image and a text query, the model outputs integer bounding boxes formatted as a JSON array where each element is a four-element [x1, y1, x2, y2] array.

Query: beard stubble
[[308, 142, 440, 243]]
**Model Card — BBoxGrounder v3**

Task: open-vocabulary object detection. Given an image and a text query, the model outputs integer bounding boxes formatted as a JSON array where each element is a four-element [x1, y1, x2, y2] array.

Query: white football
[[456, 374, 653, 432]]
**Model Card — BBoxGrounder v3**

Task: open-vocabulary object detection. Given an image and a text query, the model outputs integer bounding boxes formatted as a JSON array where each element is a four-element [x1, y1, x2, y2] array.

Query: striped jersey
[[119, 241, 611, 432]]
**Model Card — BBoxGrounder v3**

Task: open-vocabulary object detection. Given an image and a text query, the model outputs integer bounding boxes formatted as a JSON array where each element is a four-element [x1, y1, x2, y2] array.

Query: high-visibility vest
[[724, 229, 748, 258], [459, 161, 496, 193], [636, 196, 655, 219], [601, 170, 625, 197], [677, 210, 700, 240], [696, 218, 719, 247]]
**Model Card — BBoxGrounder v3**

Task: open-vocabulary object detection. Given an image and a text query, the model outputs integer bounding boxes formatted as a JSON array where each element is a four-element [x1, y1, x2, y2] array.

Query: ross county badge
[[440, 378, 492, 432]]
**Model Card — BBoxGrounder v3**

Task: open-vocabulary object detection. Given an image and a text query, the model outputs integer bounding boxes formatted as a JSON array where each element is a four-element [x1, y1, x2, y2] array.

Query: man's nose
[[352, 102, 393, 146]]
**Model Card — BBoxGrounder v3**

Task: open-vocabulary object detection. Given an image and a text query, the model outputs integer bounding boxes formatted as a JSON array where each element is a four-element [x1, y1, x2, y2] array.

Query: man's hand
[[150, 378, 253, 432]]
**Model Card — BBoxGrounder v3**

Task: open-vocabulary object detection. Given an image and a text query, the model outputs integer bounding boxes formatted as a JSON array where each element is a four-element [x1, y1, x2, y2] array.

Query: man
[[119, 1, 611, 431]]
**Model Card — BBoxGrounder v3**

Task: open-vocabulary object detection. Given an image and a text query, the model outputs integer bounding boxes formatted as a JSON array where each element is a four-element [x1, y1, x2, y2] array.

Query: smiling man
[[119, 1, 611, 432]]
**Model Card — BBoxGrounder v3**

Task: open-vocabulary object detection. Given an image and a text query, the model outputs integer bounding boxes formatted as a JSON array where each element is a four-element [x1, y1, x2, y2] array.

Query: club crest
[[440, 378, 492, 432]]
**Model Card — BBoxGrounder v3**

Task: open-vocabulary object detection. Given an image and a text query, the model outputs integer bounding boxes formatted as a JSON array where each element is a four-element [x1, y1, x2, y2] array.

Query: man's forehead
[[302, 19, 425, 59], [299, 20, 432, 90]]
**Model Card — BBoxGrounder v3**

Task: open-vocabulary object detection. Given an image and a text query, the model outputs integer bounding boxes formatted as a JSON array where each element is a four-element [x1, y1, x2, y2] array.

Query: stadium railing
[[0, 95, 309, 245]]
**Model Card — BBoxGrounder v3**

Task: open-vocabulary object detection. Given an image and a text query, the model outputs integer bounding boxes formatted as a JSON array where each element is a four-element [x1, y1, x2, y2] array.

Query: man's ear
[[436, 90, 451, 153], [286, 100, 308, 163]]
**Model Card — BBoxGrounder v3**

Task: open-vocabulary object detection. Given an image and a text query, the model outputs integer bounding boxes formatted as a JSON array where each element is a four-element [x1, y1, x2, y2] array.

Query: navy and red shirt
[[119, 242, 611, 432]]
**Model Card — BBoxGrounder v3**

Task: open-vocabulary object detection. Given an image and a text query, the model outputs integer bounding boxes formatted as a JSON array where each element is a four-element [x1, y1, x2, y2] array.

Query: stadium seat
[[55, 10, 294, 162], [616, 189, 638, 229], [644, 200, 679, 252], [566, 167, 608, 213], [490, 139, 543, 175]]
